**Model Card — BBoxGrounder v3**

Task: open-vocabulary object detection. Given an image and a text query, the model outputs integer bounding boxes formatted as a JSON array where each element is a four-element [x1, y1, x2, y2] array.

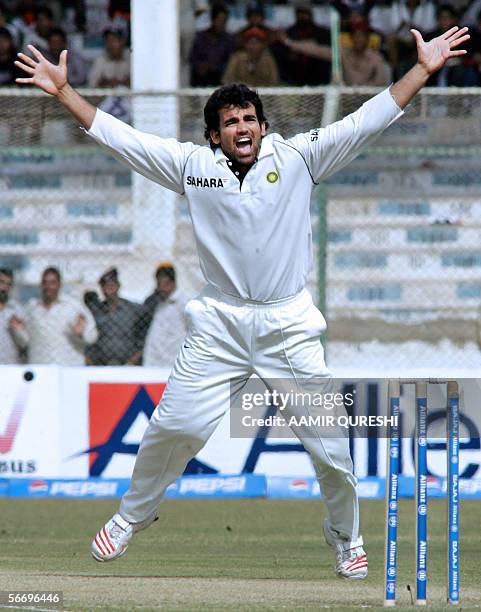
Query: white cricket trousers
[[120, 285, 360, 544]]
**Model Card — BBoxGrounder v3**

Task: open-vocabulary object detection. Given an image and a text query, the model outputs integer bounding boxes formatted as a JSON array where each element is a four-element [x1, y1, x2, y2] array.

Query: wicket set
[[384, 380, 460, 606]]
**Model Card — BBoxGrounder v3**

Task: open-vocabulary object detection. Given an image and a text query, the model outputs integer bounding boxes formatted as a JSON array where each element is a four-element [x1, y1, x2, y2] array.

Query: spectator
[[222, 27, 279, 87], [0, 268, 28, 364], [462, 0, 481, 26], [88, 29, 130, 88], [370, 0, 437, 36], [370, 0, 437, 79], [59, 0, 86, 34], [22, 6, 56, 54], [234, 2, 276, 49], [44, 27, 87, 86], [0, 2, 21, 47], [282, 25, 390, 86], [334, 0, 377, 32], [0, 27, 20, 84], [342, 26, 390, 85], [464, 8, 481, 85], [340, 10, 383, 51], [107, 0, 130, 41], [10, 0, 36, 45], [141, 263, 188, 368], [25, 267, 97, 365], [189, 3, 234, 86], [426, 5, 466, 86], [283, 5, 331, 85], [85, 267, 142, 366]]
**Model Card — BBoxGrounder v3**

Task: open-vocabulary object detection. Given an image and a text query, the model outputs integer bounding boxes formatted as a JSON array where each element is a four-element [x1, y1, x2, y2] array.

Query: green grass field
[[0, 499, 478, 611]]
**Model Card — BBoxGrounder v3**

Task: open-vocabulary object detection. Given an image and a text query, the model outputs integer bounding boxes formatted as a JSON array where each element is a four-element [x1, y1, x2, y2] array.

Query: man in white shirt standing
[[142, 263, 188, 369], [15, 23, 469, 579], [26, 267, 97, 366], [0, 268, 29, 364], [88, 29, 130, 88]]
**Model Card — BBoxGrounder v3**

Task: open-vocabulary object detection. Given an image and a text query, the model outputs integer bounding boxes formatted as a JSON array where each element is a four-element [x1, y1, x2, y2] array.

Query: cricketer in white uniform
[[15, 24, 469, 580]]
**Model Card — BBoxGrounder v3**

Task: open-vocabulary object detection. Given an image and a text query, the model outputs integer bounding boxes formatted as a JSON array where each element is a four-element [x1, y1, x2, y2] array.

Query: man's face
[[48, 34, 65, 57], [105, 33, 124, 58], [0, 33, 11, 54], [438, 10, 455, 32], [352, 30, 368, 54], [156, 275, 175, 300], [248, 12, 263, 27], [41, 272, 60, 303], [0, 272, 12, 303], [210, 103, 266, 167], [100, 280, 119, 300], [212, 11, 227, 33], [245, 36, 265, 58], [296, 9, 312, 26], [36, 12, 53, 37]]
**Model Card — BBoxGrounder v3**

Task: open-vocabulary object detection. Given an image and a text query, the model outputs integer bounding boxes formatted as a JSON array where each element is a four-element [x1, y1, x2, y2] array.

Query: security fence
[[1, 86, 481, 369]]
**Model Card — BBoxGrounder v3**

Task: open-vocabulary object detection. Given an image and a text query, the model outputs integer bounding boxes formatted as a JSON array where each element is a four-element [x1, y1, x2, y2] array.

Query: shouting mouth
[[235, 136, 253, 157]]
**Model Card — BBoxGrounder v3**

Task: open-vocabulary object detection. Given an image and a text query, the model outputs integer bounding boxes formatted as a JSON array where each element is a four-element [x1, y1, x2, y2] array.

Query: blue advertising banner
[[2, 475, 481, 500]]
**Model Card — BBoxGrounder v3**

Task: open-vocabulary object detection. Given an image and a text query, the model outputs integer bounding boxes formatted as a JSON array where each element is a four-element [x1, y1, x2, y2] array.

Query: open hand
[[9, 315, 26, 332], [411, 27, 469, 76], [71, 314, 86, 337], [15, 44, 68, 96]]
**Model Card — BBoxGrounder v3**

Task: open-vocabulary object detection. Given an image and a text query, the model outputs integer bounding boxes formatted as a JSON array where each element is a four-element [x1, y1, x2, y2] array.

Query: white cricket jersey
[[87, 88, 402, 302]]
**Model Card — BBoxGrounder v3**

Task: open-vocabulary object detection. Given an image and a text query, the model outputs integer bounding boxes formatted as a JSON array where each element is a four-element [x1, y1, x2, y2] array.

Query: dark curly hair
[[203, 83, 269, 147]]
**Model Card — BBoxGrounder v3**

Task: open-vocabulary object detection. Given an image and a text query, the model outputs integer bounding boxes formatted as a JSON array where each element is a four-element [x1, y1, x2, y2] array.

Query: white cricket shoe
[[323, 519, 368, 580], [91, 512, 158, 562]]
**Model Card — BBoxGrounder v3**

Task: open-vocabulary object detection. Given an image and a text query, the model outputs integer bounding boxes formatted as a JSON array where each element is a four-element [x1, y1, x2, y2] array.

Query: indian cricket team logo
[[266, 171, 278, 183], [387, 583, 395, 594], [390, 446, 398, 458], [389, 516, 397, 527]]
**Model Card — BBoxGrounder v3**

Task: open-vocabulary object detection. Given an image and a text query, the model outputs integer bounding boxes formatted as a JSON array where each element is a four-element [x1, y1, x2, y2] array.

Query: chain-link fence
[[1, 86, 481, 369]]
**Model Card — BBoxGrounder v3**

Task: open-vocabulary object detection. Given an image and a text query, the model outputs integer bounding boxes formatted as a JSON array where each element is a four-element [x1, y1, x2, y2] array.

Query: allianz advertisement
[[1, 367, 481, 499]]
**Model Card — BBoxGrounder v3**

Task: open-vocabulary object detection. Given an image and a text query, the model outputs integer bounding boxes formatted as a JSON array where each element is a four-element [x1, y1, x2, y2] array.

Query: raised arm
[[15, 44, 197, 194], [15, 45, 96, 129], [281, 37, 332, 61], [390, 26, 469, 109]]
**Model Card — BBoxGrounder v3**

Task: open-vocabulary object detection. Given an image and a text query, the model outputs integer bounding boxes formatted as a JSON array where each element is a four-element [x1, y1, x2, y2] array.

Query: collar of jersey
[[214, 136, 274, 164]]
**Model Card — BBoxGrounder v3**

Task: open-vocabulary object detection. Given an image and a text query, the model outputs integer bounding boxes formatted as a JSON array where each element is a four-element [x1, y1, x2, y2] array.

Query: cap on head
[[243, 26, 267, 41], [155, 261, 176, 283], [99, 267, 119, 285]]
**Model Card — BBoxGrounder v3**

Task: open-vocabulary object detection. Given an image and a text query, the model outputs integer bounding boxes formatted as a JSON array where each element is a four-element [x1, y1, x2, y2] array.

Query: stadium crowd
[[0, 263, 187, 367], [1, 0, 480, 367], [1, 1, 481, 88]]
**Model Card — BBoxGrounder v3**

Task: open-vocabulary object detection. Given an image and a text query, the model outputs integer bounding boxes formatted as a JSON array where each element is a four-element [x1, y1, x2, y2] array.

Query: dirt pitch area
[[0, 499, 478, 611]]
